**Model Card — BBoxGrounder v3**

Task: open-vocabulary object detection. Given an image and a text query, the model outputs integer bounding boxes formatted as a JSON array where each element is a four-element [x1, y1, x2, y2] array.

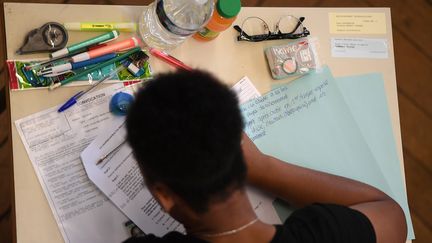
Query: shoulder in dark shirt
[[271, 203, 376, 243], [124, 203, 376, 243]]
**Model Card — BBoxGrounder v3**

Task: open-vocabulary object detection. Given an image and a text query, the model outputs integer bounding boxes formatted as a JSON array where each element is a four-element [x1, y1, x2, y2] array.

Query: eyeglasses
[[233, 16, 310, 42]]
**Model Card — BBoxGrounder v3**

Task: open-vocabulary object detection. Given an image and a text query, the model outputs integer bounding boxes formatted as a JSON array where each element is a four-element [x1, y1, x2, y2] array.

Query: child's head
[[126, 70, 246, 214]]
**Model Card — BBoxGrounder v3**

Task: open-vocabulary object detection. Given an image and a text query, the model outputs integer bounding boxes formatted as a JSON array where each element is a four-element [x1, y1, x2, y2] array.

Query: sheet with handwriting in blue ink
[[240, 66, 414, 239], [241, 67, 390, 193]]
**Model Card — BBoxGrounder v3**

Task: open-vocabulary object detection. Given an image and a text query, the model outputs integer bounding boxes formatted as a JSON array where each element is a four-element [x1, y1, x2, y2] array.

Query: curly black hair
[[126, 70, 246, 213]]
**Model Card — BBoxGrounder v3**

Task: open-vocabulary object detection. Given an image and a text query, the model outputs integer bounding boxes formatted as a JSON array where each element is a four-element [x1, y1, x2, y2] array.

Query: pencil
[[49, 47, 141, 90], [97, 140, 127, 165]]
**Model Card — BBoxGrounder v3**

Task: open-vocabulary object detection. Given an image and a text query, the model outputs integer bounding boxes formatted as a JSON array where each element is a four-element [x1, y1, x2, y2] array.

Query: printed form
[[81, 119, 184, 236], [80, 76, 281, 236], [15, 83, 134, 243]]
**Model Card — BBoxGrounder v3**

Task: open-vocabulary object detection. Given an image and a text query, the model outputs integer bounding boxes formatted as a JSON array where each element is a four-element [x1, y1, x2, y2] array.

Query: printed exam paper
[[15, 83, 132, 243]]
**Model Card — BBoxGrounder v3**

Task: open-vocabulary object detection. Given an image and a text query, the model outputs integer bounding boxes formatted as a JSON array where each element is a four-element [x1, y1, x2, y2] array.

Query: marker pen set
[[25, 28, 193, 92], [37, 53, 117, 77], [31, 31, 142, 78]]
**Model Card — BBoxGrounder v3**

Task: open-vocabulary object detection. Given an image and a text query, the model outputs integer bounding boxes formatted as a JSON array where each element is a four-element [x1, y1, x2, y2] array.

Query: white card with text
[[331, 37, 389, 59]]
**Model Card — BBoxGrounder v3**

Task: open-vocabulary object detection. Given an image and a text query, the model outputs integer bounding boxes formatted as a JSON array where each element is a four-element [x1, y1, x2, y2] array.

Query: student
[[125, 70, 407, 243]]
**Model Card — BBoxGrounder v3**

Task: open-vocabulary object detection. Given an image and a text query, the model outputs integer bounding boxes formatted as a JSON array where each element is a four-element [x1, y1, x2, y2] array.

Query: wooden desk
[[4, 3, 406, 242]]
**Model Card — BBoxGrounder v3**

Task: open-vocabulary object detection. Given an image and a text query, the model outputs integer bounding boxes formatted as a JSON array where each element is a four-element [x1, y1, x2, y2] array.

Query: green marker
[[49, 47, 141, 90], [50, 30, 120, 58]]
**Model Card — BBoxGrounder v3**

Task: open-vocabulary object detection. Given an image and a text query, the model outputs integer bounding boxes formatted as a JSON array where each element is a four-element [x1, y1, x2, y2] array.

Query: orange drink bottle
[[193, 0, 241, 41]]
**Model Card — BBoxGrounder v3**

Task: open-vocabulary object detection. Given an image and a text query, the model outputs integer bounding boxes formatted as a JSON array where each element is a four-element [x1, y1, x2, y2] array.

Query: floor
[[0, 0, 431, 242]]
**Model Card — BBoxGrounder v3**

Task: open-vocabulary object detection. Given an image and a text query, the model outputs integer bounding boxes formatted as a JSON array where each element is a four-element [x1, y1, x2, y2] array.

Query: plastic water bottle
[[139, 0, 214, 50]]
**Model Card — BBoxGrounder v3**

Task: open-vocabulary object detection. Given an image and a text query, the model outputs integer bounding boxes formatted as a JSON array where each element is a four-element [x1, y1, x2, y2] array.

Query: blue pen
[[57, 65, 126, 113], [57, 91, 85, 112], [38, 53, 117, 77]]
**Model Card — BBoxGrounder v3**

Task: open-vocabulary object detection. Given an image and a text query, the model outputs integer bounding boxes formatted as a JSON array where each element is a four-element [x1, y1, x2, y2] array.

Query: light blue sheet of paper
[[267, 68, 413, 239], [241, 66, 391, 198], [336, 73, 414, 239]]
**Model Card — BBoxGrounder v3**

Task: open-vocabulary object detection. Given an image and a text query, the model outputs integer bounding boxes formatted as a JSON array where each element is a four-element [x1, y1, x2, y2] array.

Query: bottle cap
[[217, 0, 241, 19]]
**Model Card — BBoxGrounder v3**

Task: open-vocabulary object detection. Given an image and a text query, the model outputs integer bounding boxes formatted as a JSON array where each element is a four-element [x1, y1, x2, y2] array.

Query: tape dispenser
[[16, 22, 68, 54]]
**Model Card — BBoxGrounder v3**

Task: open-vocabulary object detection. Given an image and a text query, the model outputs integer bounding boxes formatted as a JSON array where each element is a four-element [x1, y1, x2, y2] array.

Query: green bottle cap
[[217, 0, 241, 19]]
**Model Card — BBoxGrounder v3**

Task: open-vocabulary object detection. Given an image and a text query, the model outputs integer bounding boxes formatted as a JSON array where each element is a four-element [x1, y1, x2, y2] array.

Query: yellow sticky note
[[329, 12, 387, 34]]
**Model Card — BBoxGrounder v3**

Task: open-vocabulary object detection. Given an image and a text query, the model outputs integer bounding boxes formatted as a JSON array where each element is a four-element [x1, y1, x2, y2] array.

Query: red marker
[[149, 48, 192, 71]]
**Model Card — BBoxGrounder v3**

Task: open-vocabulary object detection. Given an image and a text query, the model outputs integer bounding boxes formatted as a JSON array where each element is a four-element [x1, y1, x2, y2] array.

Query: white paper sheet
[[80, 76, 280, 236], [15, 83, 133, 243], [81, 118, 184, 236], [331, 37, 389, 59], [232, 76, 261, 104]]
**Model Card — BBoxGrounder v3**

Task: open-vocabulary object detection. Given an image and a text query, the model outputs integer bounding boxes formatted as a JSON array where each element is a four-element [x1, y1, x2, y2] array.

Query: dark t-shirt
[[124, 203, 376, 243]]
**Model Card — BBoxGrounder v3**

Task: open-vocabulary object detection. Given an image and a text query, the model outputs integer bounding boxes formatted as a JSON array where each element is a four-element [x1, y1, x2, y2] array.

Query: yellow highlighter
[[64, 22, 137, 32]]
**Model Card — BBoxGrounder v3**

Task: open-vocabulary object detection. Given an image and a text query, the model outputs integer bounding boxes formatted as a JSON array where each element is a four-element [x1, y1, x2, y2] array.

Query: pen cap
[[114, 23, 137, 32], [51, 48, 69, 58], [64, 23, 81, 30], [50, 63, 72, 73]]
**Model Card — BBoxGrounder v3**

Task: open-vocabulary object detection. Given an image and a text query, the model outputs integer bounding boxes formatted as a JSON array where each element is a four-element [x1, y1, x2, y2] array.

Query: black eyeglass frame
[[233, 16, 310, 42]]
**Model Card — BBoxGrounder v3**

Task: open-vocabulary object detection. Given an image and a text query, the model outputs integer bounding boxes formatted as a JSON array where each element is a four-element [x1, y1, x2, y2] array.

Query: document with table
[[15, 84, 133, 243]]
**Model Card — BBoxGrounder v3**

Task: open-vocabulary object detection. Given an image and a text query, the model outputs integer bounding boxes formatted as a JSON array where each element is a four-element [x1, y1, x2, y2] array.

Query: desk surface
[[5, 3, 405, 243]]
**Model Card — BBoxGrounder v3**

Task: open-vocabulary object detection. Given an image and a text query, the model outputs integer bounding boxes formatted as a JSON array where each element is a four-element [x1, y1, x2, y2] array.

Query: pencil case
[[7, 51, 152, 91]]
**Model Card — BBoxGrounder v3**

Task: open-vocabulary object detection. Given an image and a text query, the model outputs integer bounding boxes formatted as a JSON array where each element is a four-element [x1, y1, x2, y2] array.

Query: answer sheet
[[15, 83, 132, 243], [241, 67, 391, 192], [80, 76, 281, 236]]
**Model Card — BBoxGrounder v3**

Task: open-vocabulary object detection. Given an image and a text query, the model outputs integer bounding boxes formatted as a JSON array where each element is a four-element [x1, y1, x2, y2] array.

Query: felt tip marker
[[71, 37, 140, 63], [50, 30, 119, 58], [149, 48, 192, 71], [50, 47, 141, 90], [64, 22, 137, 32]]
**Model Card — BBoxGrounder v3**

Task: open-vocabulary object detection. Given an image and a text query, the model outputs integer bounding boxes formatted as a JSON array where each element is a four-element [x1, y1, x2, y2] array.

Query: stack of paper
[[241, 66, 414, 239], [15, 84, 135, 243]]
